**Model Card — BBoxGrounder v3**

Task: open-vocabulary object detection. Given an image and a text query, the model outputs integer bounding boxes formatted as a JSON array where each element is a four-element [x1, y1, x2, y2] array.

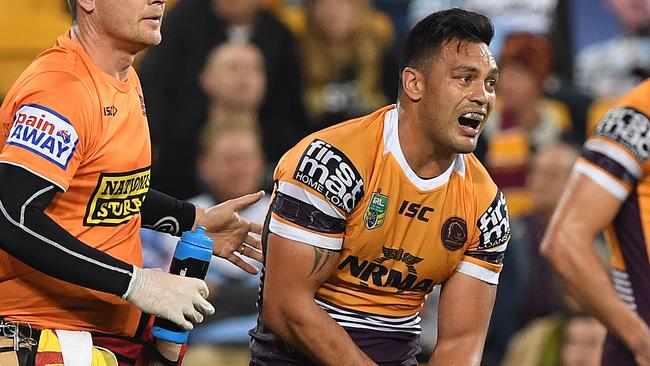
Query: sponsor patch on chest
[[364, 190, 388, 229], [293, 139, 364, 213], [84, 167, 150, 226], [6, 104, 79, 169]]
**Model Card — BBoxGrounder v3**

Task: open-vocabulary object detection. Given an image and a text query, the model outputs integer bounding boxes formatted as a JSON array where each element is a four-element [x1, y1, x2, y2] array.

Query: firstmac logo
[[293, 139, 364, 213]]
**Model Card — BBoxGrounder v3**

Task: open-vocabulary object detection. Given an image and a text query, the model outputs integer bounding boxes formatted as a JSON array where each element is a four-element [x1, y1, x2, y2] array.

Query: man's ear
[[401, 67, 424, 102], [77, 0, 95, 14]]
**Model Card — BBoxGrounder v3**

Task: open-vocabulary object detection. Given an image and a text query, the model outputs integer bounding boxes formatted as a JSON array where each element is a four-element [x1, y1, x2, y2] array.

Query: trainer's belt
[[0, 319, 39, 351]]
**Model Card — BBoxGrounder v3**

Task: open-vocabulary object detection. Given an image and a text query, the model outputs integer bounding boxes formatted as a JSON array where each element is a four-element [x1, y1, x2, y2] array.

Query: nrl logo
[[364, 190, 388, 229]]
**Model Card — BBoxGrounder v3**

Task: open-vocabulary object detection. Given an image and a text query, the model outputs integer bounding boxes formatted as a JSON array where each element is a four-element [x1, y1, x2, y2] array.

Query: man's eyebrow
[[452, 65, 480, 73]]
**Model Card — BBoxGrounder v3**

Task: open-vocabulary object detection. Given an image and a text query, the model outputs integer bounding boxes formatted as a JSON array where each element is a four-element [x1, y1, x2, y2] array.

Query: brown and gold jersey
[[575, 78, 650, 325], [263, 105, 511, 333]]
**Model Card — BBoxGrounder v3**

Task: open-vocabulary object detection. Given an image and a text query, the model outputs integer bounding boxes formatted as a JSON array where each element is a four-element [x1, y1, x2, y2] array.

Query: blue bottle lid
[[180, 226, 213, 249]]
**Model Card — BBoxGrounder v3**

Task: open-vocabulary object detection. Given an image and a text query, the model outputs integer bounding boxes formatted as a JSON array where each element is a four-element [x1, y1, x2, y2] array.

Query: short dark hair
[[399, 8, 494, 72], [66, 0, 77, 22]]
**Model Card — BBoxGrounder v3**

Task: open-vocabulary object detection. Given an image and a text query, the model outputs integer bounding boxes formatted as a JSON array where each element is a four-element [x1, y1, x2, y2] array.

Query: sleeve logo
[[477, 190, 511, 250], [594, 107, 650, 163], [6, 104, 79, 169], [441, 217, 467, 251], [84, 167, 150, 226], [293, 139, 364, 213]]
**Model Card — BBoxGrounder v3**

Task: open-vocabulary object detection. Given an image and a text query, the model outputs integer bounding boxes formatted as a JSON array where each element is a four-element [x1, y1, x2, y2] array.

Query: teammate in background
[[541, 79, 650, 365], [0, 0, 263, 364], [250, 8, 510, 366]]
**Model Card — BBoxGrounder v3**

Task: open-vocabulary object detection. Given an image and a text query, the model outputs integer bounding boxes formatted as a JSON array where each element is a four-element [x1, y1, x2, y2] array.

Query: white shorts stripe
[[315, 298, 421, 334], [335, 321, 422, 334], [573, 162, 630, 201], [456, 260, 500, 285], [269, 216, 343, 250]]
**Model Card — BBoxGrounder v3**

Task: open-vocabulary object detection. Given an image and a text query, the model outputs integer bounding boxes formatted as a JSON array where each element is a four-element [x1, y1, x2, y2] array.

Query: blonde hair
[[300, 0, 394, 122]]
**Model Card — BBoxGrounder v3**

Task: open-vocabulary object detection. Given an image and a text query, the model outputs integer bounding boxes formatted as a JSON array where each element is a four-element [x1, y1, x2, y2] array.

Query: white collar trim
[[382, 108, 465, 191]]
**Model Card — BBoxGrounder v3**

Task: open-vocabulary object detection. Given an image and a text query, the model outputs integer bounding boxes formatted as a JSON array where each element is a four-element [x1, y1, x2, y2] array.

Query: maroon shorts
[[249, 327, 421, 366], [601, 334, 636, 366]]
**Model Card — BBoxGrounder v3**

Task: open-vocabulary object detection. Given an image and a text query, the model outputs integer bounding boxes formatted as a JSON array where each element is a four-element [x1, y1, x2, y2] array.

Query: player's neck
[[397, 105, 456, 179], [71, 24, 135, 82]]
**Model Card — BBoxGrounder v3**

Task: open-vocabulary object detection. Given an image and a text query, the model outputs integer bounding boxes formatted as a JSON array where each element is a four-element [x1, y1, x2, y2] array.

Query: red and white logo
[[7, 104, 79, 169]]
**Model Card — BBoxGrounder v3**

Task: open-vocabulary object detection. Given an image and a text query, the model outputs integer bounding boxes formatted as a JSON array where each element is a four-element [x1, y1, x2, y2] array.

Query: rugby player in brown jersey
[[542, 79, 650, 365], [250, 8, 507, 366]]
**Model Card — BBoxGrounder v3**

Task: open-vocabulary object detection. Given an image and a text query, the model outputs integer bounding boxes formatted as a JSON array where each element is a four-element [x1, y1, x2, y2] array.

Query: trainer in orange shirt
[[0, 0, 263, 364]]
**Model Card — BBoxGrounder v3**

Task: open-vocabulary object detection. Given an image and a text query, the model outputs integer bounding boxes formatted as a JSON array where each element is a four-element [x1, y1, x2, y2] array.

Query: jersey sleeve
[[267, 138, 365, 251], [456, 189, 511, 285], [0, 71, 94, 191], [575, 106, 650, 201]]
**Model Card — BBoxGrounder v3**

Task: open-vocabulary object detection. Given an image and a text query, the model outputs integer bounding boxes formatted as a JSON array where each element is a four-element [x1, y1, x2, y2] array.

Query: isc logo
[[103, 106, 118, 117], [398, 200, 434, 222]]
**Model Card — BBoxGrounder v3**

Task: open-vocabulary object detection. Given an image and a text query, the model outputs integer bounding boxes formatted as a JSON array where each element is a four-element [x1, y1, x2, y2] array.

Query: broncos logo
[[374, 247, 423, 274], [441, 217, 468, 251]]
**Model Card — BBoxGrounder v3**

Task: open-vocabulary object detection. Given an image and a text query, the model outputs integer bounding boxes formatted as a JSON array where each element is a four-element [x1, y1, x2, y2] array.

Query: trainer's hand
[[194, 191, 265, 274], [122, 267, 215, 330]]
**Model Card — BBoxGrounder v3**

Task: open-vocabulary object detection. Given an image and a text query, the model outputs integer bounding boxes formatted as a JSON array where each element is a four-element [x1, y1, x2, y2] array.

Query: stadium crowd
[[0, 0, 649, 365]]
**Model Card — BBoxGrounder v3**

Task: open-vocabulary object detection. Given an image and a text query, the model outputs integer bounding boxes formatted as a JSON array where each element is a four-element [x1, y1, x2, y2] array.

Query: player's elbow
[[540, 228, 575, 274], [261, 292, 285, 333], [539, 232, 560, 262], [262, 290, 298, 335], [262, 290, 313, 338]]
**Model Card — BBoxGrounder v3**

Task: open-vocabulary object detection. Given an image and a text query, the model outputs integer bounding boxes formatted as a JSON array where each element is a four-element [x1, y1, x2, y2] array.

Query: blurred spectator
[[0, 1, 70, 98], [372, 0, 412, 44], [502, 312, 607, 366], [407, 0, 558, 57], [482, 32, 573, 218], [560, 316, 608, 366], [575, 0, 650, 100], [141, 118, 270, 357], [200, 42, 266, 126], [282, 0, 399, 131], [138, 0, 307, 199], [483, 142, 580, 365], [577, 0, 650, 137], [142, 117, 269, 279]]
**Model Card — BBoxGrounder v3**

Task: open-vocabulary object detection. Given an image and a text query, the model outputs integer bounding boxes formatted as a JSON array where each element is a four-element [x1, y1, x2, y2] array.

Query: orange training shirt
[[0, 31, 151, 336]]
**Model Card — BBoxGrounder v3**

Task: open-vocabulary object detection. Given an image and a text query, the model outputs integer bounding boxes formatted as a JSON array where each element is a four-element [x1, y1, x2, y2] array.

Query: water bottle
[[151, 226, 213, 344]]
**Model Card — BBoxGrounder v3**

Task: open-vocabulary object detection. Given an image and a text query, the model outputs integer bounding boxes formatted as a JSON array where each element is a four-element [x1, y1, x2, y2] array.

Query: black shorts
[[601, 333, 636, 366], [249, 327, 421, 366]]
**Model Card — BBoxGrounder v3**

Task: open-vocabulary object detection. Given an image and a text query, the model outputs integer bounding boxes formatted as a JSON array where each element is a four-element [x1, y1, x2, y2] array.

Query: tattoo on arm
[[309, 247, 335, 276]]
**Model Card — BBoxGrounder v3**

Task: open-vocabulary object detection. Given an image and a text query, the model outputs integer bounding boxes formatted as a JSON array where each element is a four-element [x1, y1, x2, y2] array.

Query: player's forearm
[[429, 334, 484, 366], [542, 233, 650, 351], [264, 300, 377, 366]]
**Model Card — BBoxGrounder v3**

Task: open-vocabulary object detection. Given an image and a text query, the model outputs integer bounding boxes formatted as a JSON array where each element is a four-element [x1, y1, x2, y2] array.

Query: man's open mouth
[[458, 112, 484, 130]]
